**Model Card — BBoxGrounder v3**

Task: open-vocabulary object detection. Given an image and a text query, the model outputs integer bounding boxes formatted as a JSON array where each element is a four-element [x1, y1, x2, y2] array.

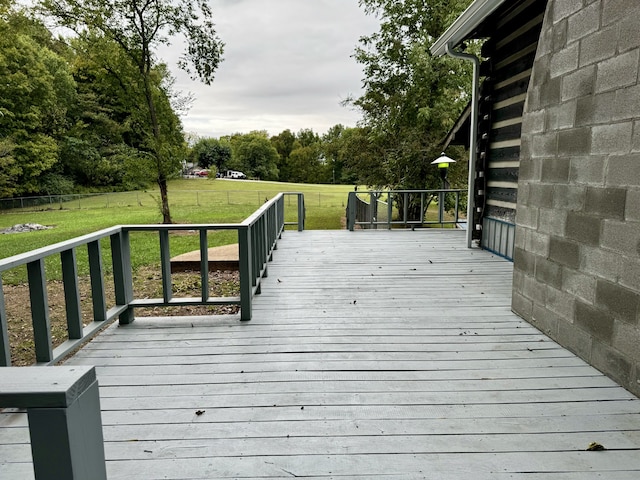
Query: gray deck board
[[2, 229, 640, 479]]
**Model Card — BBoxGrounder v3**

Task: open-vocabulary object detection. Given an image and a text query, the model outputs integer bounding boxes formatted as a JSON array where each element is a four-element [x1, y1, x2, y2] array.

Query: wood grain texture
[[2, 230, 640, 479]]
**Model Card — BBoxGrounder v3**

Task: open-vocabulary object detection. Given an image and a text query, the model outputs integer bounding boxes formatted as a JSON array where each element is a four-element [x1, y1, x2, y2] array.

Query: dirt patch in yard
[[3, 267, 239, 366]]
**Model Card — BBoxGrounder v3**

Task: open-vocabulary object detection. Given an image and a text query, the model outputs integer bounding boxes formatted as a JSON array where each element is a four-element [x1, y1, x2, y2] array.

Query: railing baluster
[[200, 229, 209, 302], [61, 249, 83, 339], [238, 226, 253, 321], [27, 259, 53, 363], [0, 277, 10, 366], [88, 241, 107, 323], [111, 230, 134, 324], [159, 230, 172, 304]]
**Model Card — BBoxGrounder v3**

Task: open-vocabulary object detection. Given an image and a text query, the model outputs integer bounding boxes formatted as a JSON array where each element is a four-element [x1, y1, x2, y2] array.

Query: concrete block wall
[[514, 0, 640, 396]]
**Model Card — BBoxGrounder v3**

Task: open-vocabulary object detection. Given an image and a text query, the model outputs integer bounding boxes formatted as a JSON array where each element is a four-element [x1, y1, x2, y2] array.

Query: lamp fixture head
[[431, 152, 456, 169]]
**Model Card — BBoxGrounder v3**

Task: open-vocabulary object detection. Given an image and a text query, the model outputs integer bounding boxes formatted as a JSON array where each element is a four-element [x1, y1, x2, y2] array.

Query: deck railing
[[346, 189, 467, 231], [0, 192, 304, 366]]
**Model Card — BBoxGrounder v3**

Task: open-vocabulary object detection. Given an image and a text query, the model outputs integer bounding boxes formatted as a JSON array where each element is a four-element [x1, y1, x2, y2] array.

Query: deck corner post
[[238, 226, 253, 321], [26, 374, 107, 480], [347, 192, 356, 231]]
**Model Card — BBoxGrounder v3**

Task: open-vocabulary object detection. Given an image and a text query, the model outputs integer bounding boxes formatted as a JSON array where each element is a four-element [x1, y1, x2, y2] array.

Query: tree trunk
[[157, 175, 172, 224]]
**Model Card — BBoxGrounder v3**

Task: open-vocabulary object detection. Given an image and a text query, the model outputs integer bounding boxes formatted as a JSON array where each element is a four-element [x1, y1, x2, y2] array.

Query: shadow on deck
[[2, 229, 640, 479]]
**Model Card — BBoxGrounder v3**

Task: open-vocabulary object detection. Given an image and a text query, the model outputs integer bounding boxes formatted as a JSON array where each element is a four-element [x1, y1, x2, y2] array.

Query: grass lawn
[[0, 179, 354, 283]]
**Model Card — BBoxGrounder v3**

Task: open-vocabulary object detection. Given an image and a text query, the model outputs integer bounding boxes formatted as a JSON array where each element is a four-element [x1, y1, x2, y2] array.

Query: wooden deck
[[2, 229, 640, 479]]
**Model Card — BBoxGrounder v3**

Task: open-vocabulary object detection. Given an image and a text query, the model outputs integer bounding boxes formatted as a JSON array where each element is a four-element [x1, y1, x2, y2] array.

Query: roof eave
[[430, 0, 508, 57]]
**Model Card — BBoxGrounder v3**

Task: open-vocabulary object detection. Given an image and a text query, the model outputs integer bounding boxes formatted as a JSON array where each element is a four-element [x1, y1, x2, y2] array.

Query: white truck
[[225, 170, 247, 179]]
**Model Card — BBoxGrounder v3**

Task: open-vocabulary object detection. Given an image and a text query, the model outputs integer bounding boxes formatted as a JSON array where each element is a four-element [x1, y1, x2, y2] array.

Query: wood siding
[[475, 0, 547, 254]]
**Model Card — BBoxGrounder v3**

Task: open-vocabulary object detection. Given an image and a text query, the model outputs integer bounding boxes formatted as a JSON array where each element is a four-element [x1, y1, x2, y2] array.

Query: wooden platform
[[170, 243, 239, 273], [2, 229, 640, 479]]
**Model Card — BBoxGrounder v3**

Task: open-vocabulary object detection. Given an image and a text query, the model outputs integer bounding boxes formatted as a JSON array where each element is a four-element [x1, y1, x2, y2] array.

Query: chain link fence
[[0, 190, 347, 212]]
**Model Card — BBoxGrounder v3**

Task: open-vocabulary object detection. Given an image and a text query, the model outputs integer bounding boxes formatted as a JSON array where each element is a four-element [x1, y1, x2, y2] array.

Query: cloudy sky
[[163, 0, 380, 139]]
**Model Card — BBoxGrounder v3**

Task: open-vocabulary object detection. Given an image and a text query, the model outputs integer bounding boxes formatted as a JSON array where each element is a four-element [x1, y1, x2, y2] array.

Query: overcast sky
[[163, 0, 380, 139]]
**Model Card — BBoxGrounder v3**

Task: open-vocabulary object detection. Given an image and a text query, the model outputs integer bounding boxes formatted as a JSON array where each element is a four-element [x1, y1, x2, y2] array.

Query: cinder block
[[515, 204, 539, 230], [551, 43, 580, 78], [575, 91, 616, 126], [552, 19, 568, 53], [522, 109, 546, 134], [513, 246, 536, 276], [566, 212, 601, 246], [620, 257, 640, 292], [531, 132, 558, 158], [585, 187, 627, 219], [563, 268, 597, 304], [525, 229, 551, 257], [523, 274, 547, 305], [595, 49, 640, 93], [591, 122, 633, 155], [633, 120, 640, 153], [531, 303, 560, 336], [538, 207, 567, 236], [625, 188, 640, 222], [557, 318, 593, 359], [613, 320, 640, 361], [529, 183, 555, 208], [575, 300, 615, 342], [545, 100, 577, 129], [603, 0, 640, 27], [579, 25, 618, 67], [553, 0, 583, 24], [549, 237, 580, 269], [561, 65, 596, 101], [535, 257, 563, 290], [512, 291, 533, 320], [618, 12, 640, 53], [613, 85, 640, 122], [540, 76, 563, 107], [569, 155, 606, 185], [601, 219, 640, 257], [590, 340, 632, 387], [582, 245, 624, 282], [512, 268, 525, 292], [541, 157, 571, 183], [546, 284, 577, 320], [606, 153, 640, 187], [558, 127, 591, 156], [567, 1, 600, 43], [553, 184, 586, 211], [596, 279, 640, 324]]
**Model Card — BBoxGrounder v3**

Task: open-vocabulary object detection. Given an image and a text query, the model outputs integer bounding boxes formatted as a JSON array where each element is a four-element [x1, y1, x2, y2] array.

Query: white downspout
[[445, 43, 480, 249]]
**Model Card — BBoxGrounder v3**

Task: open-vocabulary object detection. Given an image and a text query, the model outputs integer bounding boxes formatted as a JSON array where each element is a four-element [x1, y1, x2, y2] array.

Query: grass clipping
[[4, 266, 239, 366]]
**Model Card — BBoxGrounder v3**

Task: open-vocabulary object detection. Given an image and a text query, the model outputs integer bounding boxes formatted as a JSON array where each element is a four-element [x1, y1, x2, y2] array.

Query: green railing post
[[111, 230, 134, 325], [88, 241, 107, 322], [0, 278, 10, 366], [200, 229, 209, 302], [298, 193, 305, 231], [27, 259, 53, 363], [61, 249, 83, 340], [238, 226, 253, 321], [159, 230, 172, 303]]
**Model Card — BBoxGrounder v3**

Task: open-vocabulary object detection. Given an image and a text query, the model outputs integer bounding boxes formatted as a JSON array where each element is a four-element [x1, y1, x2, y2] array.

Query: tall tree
[[0, 6, 76, 196], [39, 0, 224, 223], [229, 131, 279, 181], [349, 0, 472, 196], [191, 137, 231, 171]]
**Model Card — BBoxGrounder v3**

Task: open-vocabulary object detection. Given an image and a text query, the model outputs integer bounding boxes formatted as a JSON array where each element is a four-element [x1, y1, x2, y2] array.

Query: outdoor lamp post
[[431, 153, 456, 225]]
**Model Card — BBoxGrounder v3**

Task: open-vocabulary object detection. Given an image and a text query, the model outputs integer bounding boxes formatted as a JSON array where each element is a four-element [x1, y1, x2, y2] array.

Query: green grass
[[0, 179, 354, 283]]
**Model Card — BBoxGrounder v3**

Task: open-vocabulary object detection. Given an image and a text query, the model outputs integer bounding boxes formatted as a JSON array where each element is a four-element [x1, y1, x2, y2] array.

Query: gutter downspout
[[445, 43, 479, 249]]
